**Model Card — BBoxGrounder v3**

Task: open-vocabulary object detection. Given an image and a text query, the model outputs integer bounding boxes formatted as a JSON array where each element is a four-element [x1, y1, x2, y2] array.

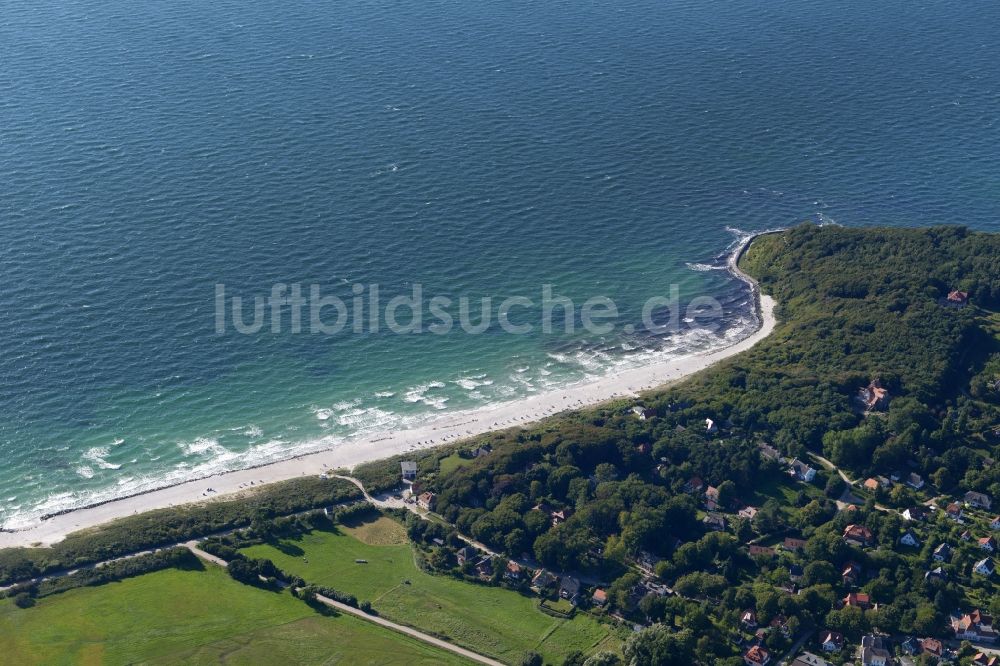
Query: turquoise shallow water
[[2, 0, 999, 528]]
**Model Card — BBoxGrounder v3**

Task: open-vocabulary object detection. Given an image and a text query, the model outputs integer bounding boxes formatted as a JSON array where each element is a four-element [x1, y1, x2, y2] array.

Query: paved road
[[185, 543, 500, 666]]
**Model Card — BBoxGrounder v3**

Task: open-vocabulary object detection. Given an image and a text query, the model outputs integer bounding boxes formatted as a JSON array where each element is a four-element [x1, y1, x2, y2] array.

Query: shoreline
[[0, 232, 780, 548]]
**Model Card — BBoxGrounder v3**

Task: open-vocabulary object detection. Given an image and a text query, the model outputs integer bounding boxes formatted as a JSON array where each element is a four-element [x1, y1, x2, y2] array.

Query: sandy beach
[[0, 237, 778, 549]]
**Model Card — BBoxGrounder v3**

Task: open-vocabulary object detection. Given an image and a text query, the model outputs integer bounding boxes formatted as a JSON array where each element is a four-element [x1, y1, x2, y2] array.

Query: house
[[683, 477, 705, 494], [863, 478, 881, 492], [739, 506, 759, 520], [789, 564, 804, 582], [530, 569, 557, 591], [759, 443, 782, 461], [952, 610, 997, 643], [559, 576, 581, 602], [741, 609, 758, 629], [899, 637, 921, 655], [920, 637, 943, 658], [980, 536, 997, 552], [631, 406, 656, 420], [550, 507, 573, 526], [705, 418, 718, 434], [903, 506, 928, 522], [961, 529, 973, 541], [703, 513, 726, 531], [946, 502, 964, 521], [820, 630, 845, 652], [842, 562, 863, 586], [946, 290, 970, 306], [705, 485, 720, 507], [591, 588, 608, 607], [859, 635, 891, 666], [974, 653, 1000, 666], [416, 491, 436, 510], [505, 560, 523, 580], [906, 472, 925, 490], [783, 536, 807, 552], [924, 566, 948, 582], [966, 491, 993, 510], [858, 380, 890, 411], [769, 615, 790, 637], [400, 460, 418, 480], [843, 592, 871, 609], [843, 524, 874, 548], [789, 458, 817, 482], [899, 529, 920, 547], [933, 543, 954, 562], [455, 546, 474, 566], [974, 557, 995, 577], [474, 556, 494, 579], [744, 645, 770, 666], [471, 444, 492, 458], [991, 516, 1000, 530], [791, 654, 830, 666], [749, 545, 775, 558]]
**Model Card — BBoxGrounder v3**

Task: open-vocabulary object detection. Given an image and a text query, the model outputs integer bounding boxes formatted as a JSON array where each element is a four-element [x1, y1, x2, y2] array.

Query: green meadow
[[0, 563, 471, 666], [241, 516, 621, 663]]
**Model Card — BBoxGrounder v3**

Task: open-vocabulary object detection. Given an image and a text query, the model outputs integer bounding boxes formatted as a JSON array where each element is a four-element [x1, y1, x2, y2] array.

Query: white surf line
[[0, 233, 780, 549]]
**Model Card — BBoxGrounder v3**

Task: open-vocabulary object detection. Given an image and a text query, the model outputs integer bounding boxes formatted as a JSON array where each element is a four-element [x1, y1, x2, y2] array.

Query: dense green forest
[[357, 224, 1000, 664]]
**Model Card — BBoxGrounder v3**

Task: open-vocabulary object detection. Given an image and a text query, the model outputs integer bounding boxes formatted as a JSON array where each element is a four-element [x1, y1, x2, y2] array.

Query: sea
[[2, 0, 999, 529]]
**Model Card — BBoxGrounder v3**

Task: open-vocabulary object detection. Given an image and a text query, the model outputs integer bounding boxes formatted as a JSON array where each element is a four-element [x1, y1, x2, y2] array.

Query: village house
[[791, 653, 830, 666], [505, 560, 523, 580], [550, 507, 573, 526], [843, 524, 874, 548], [906, 472, 925, 490], [974, 557, 995, 577], [966, 491, 993, 510], [705, 418, 718, 434], [705, 485, 721, 509], [749, 545, 774, 558], [991, 515, 1000, 530], [899, 636, 921, 655], [591, 588, 608, 607], [899, 529, 920, 547], [789, 564, 804, 582], [739, 506, 759, 520], [631, 405, 656, 421], [946, 502, 964, 521], [474, 556, 494, 579], [400, 460, 417, 481], [863, 478, 881, 492], [783, 536, 807, 552], [820, 630, 845, 652], [703, 513, 726, 531], [974, 653, 1000, 666], [933, 542, 954, 562], [789, 458, 817, 482], [769, 615, 790, 637], [919, 637, 943, 658], [416, 491, 436, 510], [842, 562, 863, 586], [559, 576, 581, 603], [741, 609, 758, 629], [961, 529, 973, 541], [744, 645, 770, 666], [859, 635, 891, 666], [759, 443, 782, 461], [530, 569, 557, 592], [924, 566, 947, 582], [902, 506, 928, 522], [952, 609, 997, 643], [946, 289, 970, 306], [858, 380, 890, 412], [455, 546, 474, 566], [979, 536, 997, 552], [843, 592, 871, 609], [683, 476, 705, 494]]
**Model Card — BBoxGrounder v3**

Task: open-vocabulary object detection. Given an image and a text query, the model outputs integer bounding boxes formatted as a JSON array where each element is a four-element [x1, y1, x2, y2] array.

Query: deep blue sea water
[[2, 0, 999, 528]]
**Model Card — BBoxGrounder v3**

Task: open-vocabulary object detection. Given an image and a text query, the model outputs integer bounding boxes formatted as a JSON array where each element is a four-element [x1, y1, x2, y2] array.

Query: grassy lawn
[[241, 516, 620, 663], [0, 563, 471, 666], [438, 453, 473, 476]]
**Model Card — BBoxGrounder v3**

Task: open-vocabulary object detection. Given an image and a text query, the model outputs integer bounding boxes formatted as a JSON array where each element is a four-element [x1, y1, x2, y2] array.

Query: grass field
[[0, 563, 471, 665], [241, 517, 621, 663], [438, 453, 473, 476]]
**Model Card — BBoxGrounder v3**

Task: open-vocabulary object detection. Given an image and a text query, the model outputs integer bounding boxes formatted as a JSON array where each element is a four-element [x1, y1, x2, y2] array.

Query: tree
[[623, 625, 694, 666], [519, 652, 543, 666]]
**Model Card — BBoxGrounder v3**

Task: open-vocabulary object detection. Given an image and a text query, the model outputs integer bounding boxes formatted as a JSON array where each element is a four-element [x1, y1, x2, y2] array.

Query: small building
[[559, 576, 581, 603], [591, 588, 608, 607], [925, 566, 947, 582], [791, 653, 830, 666], [505, 560, 523, 580], [744, 645, 770, 666], [400, 460, 418, 481], [783, 536, 807, 552], [683, 476, 705, 494], [455, 546, 474, 566], [991, 515, 1000, 530], [631, 406, 656, 421], [920, 637, 943, 658], [843, 524, 874, 548], [902, 506, 928, 522], [820, 630, 845, 652], [702, 513, 726, 531], [858, 380, 890, 412], [530, 569, 557, 591], [842, 562, 863, 586], [974, 557, 995, 577], [980, 536, 997, 552], [906, 472, 925, 490], [933, 542, 954, 562], [705, 418, 718, 434], [859, 635, 891, 666], [740, 609, 758, 629], [863, 478, 880, 492], [759, 443, 782, 461], [749, 544, 775, 558], [973, 653, 1000, 666], [474, 556, 494, 579], [946, 289, 970, 306], [952, 609, 998, 643], [946, 502, 964, 521], [899, 529, 920, 547], [789, 564, 804, 582], [416, 491, 436, 510], [843, 592, 871, 609], [789, 458, 817, 482], [738, 506, 759, 520], [966, 491, 993, 510]]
